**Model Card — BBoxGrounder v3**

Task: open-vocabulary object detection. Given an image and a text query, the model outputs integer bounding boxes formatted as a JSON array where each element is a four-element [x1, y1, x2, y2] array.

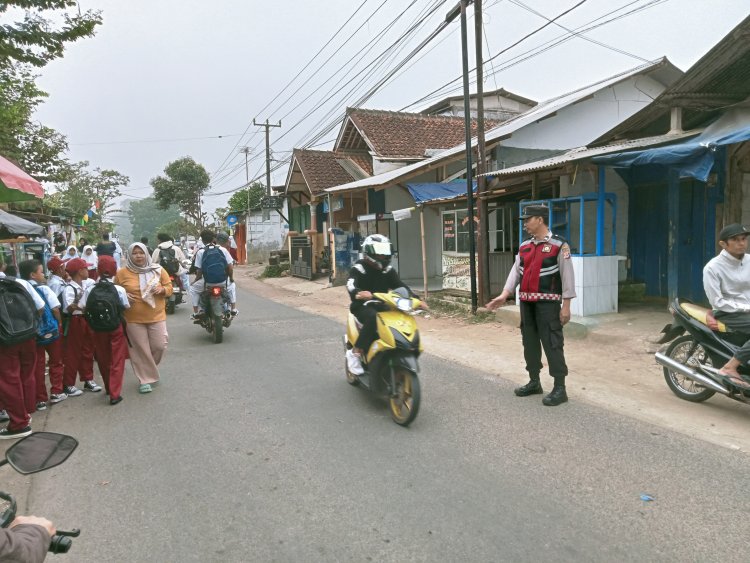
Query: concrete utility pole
[[474, 0, 490, 305], [254, 119, 282, 196]]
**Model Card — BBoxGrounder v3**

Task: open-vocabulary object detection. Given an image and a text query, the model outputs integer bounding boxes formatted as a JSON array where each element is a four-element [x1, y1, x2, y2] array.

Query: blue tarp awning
[[405, 181, 476, 204], [592, 110, 750, 182]]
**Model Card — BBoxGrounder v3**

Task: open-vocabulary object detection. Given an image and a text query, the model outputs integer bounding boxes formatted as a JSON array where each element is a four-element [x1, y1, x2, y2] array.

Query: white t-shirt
[[80, 280, 130, 309], [29, 281, 61, 310], [47, 274, 66, 298], [61, 279, 94, 316], [194, 245, 234, 269], [10, 278, 46, 310]]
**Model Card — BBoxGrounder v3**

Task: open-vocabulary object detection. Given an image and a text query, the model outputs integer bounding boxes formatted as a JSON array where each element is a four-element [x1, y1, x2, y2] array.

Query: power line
[[69, 133, 246, 146]]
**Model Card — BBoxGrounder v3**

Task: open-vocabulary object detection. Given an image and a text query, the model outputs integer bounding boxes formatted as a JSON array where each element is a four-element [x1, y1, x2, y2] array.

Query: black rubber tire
[[166, 300, 175, 315], [662, 335, 717, 402], [212, 315, 223, 344], [389, 368, 420, 426]]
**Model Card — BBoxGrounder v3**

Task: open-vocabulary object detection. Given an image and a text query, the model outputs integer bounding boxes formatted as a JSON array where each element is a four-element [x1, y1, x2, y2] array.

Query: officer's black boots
[[514, 380, 543, 396], [542, 386, 568, 406]]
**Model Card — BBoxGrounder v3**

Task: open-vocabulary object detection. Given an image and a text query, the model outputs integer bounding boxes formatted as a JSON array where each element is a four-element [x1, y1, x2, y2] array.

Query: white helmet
[[361, 234, 393, 271]]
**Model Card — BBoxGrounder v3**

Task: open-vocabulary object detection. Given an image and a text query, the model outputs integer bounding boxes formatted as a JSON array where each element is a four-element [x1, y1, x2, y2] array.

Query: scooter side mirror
[[3, 433, 78, 475]]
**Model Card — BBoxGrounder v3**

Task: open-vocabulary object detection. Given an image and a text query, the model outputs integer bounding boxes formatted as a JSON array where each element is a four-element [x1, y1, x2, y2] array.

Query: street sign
[[226, 214, 238, 226]]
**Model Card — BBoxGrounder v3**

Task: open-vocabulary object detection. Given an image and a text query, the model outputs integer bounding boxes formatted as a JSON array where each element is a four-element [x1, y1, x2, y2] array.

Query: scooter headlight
[[396, 298, 413, 312]]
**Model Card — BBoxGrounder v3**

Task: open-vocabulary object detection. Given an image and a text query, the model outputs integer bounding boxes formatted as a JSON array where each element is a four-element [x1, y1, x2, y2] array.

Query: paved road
[[16, 286, 750, 562]]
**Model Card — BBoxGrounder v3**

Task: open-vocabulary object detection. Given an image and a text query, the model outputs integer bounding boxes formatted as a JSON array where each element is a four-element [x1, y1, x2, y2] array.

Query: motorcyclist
[[190, 230, 234, 320], [346, 234, 426, 375], [152, 232, 190, 293], [0, 515, 55, 562]]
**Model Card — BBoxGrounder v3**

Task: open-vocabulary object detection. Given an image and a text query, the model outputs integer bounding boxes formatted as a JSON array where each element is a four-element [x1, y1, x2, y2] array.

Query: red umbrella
[[0, 155, 44, 202]]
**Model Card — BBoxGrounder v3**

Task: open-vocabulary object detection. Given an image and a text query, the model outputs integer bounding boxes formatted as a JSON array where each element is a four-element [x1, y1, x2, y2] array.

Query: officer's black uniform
[[347, 259, 410, 352]]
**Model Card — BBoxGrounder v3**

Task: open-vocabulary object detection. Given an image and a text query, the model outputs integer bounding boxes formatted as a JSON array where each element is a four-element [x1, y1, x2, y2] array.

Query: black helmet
[[361, 234, 393, 271]]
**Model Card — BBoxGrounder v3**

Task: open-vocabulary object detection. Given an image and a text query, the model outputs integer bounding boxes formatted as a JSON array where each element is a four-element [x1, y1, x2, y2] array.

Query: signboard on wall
[[443, 213, 456, 252]]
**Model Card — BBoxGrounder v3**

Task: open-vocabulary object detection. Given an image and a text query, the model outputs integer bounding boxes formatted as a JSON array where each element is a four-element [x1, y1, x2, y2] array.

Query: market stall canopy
[[0, 155, 44, 202], [0, 209, 44, 237]]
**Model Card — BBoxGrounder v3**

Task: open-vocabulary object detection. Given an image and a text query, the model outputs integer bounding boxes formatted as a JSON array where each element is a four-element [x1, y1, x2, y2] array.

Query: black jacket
[[347, 259, 410, 309]]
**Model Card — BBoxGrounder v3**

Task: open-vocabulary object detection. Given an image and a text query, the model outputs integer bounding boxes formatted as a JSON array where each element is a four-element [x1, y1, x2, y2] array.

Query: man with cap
[[703, 223, 750, 388], [60, 258, 102, 396], [486, 204, 576, 406]]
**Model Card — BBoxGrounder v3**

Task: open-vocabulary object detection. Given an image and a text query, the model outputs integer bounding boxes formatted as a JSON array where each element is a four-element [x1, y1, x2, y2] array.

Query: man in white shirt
[[703, 223, 750, 388], [0, 269, 45, 439]]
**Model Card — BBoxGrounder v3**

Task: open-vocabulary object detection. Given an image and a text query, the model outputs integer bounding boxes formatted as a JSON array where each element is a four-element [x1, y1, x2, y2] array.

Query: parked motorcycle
[[195, 283, 233, 343], [655, 298, 750, 404], [165, 274, 183, 315], [344, 288, 423, 426], [0, 432, 80, 554]]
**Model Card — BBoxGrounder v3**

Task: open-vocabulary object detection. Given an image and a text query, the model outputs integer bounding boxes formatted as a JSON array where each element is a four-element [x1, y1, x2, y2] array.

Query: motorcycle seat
[[680, 302, 727, 332]]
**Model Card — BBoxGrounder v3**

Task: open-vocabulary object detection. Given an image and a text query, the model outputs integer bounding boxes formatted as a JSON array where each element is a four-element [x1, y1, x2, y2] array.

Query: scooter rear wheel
[[389, 368, 420, 426], [166, 300, 175, 315], [663, 335, 716, 402], [212, 315, 223, 344]]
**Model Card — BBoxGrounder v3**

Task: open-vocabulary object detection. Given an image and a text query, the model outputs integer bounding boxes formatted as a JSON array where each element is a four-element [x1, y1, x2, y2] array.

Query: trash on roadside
[[640, 493, 655, 502]]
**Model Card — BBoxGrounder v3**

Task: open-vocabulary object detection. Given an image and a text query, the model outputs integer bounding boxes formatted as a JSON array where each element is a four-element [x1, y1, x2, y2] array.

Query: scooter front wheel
[[389, 368, 420, 426], [663, 335, 716, 402]]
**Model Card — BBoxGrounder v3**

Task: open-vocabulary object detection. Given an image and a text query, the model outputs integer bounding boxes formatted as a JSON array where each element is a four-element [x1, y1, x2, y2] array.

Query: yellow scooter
[[344, 287, 423, 426]]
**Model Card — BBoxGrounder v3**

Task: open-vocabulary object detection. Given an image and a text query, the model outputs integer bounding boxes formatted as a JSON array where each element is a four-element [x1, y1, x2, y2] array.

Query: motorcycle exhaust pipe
[[655, 352, 730, 395]]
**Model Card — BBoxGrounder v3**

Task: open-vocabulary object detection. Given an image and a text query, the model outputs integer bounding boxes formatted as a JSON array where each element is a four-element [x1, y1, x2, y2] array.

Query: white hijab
[[82, 245, 97, 268]]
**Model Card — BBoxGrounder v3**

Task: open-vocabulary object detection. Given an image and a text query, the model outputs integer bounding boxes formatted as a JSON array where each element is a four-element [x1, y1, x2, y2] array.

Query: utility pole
[[474, 0, 490, 305], [459, 0, 478, 313], [254, 119, 282, 196], [240, 146, 252, 264]]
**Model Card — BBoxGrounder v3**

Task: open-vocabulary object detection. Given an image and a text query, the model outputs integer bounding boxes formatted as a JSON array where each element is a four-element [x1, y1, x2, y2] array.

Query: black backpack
[[84, 280, 124, 333], [159, 246, 180, 275], [0, 277, 39, 345]]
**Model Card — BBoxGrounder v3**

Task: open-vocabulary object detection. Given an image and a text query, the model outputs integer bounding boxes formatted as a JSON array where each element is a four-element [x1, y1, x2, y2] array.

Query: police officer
[[486, 204, 576, 406]]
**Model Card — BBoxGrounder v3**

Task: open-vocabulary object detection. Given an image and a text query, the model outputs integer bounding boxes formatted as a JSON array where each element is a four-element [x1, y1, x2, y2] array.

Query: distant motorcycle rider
[[346, 234, 426, 375]]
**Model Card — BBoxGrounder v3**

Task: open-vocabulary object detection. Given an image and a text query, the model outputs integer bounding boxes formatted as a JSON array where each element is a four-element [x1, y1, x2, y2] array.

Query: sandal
[[719, 373, 750, 390], [138, 383, 152, 394]]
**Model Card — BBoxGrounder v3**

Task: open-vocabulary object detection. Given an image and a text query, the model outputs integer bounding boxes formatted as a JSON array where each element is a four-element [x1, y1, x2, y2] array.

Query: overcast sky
[[30, 0, 750, 213]]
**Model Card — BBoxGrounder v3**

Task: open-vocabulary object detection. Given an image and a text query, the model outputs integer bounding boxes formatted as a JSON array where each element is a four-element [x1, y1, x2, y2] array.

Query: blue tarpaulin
[[592, 109, 750, 182], [405, 181, 477, 204]]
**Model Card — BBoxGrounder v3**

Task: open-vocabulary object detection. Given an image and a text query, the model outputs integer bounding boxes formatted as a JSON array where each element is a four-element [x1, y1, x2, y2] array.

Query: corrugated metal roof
[[593, 14, 750, 145], [325, 58, 677, 194], [479, 130, 701, 178]]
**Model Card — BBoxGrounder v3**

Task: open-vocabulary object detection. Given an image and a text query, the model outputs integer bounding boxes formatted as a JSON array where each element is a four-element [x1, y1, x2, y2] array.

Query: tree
[[0, 64, 69, 181], [127, 196, 181, 243], [45, 161, 129, 235], [151, 157, 210, 227], [227, 182, 265, 212], [0, 1, 102, 69]]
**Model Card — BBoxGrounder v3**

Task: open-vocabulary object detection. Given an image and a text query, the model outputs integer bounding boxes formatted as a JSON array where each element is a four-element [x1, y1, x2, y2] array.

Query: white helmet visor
[[370, 241, 392, 256]]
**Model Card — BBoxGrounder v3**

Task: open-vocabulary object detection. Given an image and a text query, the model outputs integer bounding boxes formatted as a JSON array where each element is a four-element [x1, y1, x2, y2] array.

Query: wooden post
[[420, 205, 428, 299], [667, 169, 680, 302]]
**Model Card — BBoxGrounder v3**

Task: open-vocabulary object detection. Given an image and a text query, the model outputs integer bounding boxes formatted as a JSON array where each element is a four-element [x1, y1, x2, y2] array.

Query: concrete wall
[[247, 202, 289, 263], [740, 172, 750, 224]]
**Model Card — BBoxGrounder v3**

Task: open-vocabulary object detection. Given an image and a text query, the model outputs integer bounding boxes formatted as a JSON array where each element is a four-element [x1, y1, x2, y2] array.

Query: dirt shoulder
[[236, 266, 750, 453]]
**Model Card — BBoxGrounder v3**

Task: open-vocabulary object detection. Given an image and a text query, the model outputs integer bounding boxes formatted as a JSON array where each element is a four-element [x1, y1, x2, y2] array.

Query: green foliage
[[45, 161, 129, 234], [0, 64, 69, 180], [227, 182, 265, 212], [127, 196, 181, 243], [260, 263, 289, 278], [151, 157, 210, 227], [0, 1, 102, 69]]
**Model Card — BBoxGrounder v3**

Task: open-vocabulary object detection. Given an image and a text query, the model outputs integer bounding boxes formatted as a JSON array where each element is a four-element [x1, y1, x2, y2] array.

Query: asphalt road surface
[[17, 285, 750, 562]]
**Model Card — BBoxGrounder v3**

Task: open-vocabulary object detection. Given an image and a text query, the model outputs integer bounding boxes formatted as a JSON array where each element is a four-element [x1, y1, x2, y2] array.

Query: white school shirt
[[80, 280, 130, 309], [194, 246, 234, 269], [29, 280, 61, 310], [47, 274, 65, 297], [11, 277, 46, 310], [61, 279, 94, 316]]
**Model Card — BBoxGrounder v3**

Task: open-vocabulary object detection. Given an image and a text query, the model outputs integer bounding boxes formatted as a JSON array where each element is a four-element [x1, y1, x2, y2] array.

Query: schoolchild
[[60, 258, 102, 396], [80, 256, 129, 405], [46, 257, 67, 298], [18, 260, 66, 410], [0, 272, 45, 439]]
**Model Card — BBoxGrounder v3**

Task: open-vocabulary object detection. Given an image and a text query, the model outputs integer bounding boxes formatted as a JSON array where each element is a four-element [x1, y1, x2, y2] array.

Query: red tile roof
[[344, 108, 500, 159], [292, 149, 359, 195]]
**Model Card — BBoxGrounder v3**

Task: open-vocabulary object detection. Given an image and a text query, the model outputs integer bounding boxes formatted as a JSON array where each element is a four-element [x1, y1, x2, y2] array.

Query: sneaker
[[64, 385, 83, 397], [0, 410, 8, 423], [35, 401, 47, 411], [0, 426, 32, 440], [83, 381, 102, 393], [346, 349, 365, 375], [139, 383, 152, 394], [231, 309, 239, 317], [49, 393, 67, 404]]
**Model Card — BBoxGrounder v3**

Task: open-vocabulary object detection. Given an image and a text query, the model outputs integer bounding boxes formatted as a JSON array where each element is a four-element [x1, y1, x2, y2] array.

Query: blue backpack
[[201, 245, 228, 284], [33, 286, 60, 345]]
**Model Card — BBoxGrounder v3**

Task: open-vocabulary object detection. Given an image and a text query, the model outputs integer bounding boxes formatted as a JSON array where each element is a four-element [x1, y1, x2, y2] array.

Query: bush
[[260, 263, 289, 278]]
